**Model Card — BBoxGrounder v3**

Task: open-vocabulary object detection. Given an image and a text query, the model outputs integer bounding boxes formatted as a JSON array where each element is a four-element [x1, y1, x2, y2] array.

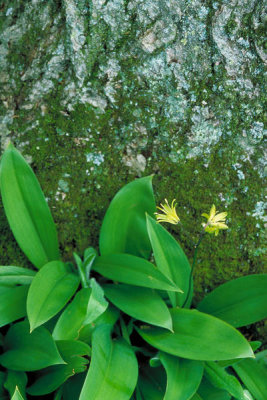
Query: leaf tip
[[6, 141, 14, 151]]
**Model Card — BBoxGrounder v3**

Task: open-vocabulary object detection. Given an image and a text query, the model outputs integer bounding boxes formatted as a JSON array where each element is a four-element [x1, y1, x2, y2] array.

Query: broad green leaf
[[53, 280, 107, 340], [0, 321, 64, 371], [93, 253, 182, 292], [78, 304, 120, 344], [159, 353, 203, 399], [0, 285, 28, 327], [0, 372, 6, 400], [84, 278, 108, 325], [4, 371, 27, 400], [53, 281, 108, 340], [197, 377, 231, 400], [191, 395, 203, 400], [197, 274, 267, 327], [53, 288, 92, 340], [146, 215, 192, 307], [27, 340, 90, 396], [79, 325, 138, 400], [137, 308, 254, 361], [62, 373, 86, 400], [54, 387, 63, 400], [218, 341, 262, 368], [255, 349, 267, 367], [27, 260, 80, 331], [104, 283, 173, 331], [0, 266, 35, 285], [11, 387, 25, 400], [138, 366, 166, 400], [233, 358, 267, 400], [204, 362, 247, 400], [0, 143, 60, 268], [99, 176, 156, 259]]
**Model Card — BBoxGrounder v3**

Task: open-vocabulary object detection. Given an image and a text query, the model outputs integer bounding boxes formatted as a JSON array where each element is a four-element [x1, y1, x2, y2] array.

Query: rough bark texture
[[0, 0, 266, 300]]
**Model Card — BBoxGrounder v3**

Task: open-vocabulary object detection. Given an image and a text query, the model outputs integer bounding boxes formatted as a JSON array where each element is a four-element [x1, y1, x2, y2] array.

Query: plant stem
[[182, 231, 205, 308]]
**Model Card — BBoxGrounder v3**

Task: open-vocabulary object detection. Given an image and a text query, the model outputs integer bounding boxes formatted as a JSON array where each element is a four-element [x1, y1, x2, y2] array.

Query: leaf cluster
[[0, 144, 266, 399]]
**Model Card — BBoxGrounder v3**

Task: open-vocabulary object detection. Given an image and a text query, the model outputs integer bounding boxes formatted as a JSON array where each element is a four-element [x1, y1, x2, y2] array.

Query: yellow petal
[[209, 204, 216, 220]]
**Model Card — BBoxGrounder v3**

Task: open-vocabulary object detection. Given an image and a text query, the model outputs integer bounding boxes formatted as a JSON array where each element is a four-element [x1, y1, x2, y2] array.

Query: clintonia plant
[[0, 143, 266, 400]]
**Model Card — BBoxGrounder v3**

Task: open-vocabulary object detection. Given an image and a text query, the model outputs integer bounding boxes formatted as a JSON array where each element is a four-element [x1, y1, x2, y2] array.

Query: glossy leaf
[[191, 395, 203, 400], [0, 372, 6, 400], [0, 321, 64, 371], [53, 282, 107, 341], [197, 274, 267, 327], [233, 358, 267, 400], [0, 285, 29, 327], [78, 305, 120, 344], [53, 288, 91, 340], [218, 341, 261, 368], [204, 361, 247, 400], [99, 176, 156, 259], [93, 253, 182, 292], [137, 308, 254, 361], [27, 261, 80, 331], [79, 325, 138, 400], [159, 352, 203, 400], [197, 377, 231, 400], [84, 278, 108, 325], [104, 283, 173, 331], [4, 371, 27, 400], [11, 387, 25, 400], [27, 340, 90, 396], [62, 373, 85, 400], [138, 366, 166, 400], [0, 143, 60, 268], [146, 215, 191, 307], [0, 266, 35, 285]]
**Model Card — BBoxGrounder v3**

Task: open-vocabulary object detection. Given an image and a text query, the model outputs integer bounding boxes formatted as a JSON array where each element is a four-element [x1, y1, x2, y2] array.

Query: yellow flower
[[155, 199, 180, 225], [202, 204, 228, 236]]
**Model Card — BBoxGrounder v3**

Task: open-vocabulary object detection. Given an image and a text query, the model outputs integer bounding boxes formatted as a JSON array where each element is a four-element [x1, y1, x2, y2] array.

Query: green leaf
[[137, 308, 254, 361], [217, 341, 261, 368], [159, 352, 203, 400], [204, 361, 247, 400], [62, 373, 86, 400], [11, 387, 25, 400], [99, 176, 156, 259], [138, 366, 166, 400], [197, 274, 267, 327], [0, 285, 28, 327], [0, 266, 35, 285], [27, 261, 80, 331], [53, 288, 91, 340], [233, 358, 267, 400], [27, 340, 90, 396], [0, 143, 60, 268], [53, 281, 108, 341], [0, 372, 6, 400], [78, 305, 120, 344], [197, 377, 231, 400], [146, 215, 191, 307], [93, 253, 182, 292], [84, 278, 108, 325], [104, 283, 173, 331], [0, 321, 64, 371], [191, 394, 203, 400], [4, 371, 27, 399], [79, 325, 138, 400]]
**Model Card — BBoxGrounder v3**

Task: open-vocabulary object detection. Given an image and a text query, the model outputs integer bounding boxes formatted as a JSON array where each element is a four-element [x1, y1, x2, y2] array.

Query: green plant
[[0, 143, 266, 400]]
